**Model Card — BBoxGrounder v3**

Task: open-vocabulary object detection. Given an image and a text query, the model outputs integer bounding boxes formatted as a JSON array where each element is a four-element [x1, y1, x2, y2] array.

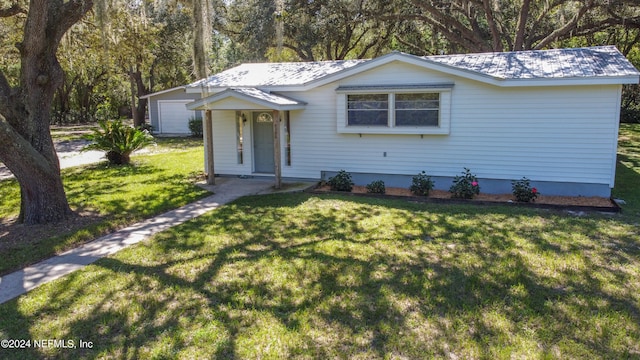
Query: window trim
[[336, 84, 453, 135]]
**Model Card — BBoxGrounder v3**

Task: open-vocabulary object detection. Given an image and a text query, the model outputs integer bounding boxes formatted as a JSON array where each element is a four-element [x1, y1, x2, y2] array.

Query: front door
[[252, 112, 275, 174]]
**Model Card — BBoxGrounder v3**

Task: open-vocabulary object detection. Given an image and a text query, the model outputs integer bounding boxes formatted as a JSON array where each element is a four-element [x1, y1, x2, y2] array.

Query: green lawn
[[0, 138, 209, 275], [614, 123, 640, 217], [1, 194, 638, 359], [0, 127, 638, 359]]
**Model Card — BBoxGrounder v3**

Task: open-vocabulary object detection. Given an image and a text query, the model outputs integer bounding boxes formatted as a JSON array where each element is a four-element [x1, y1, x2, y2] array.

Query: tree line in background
[[2, 0, 640, 127]]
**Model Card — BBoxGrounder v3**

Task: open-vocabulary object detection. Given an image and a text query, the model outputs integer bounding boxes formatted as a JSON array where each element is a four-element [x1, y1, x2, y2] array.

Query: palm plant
[[83, 120, 155, 165]]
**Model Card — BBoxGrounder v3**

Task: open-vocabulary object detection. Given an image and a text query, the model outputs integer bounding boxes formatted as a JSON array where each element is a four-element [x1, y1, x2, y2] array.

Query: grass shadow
[[0, 149, 209, 275], [2, 193, 638, 358]]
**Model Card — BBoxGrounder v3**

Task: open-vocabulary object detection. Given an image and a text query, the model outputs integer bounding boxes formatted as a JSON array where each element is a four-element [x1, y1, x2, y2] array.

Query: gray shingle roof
[[187, 46, 639, 90], [426, 45, 640, 80]]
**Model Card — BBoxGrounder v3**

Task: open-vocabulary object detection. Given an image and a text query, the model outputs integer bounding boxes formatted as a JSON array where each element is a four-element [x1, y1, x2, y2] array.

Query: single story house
[[145, 46, 640, 197]]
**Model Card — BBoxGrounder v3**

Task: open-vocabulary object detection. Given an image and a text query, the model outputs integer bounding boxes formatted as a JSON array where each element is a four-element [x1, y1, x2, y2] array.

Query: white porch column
[[272, 110, 282, 189], [204, 110, 215, 185]]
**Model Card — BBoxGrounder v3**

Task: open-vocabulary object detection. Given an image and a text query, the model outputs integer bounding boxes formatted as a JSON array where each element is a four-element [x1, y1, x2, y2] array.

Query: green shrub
[[366, 180, 386, 194], [511, 177, 539, 202], [83, 119, 155, 165], [410, 171, 434, 196], [328, 170, 354, 192], [449, 168, 480, 199], [189, 118, 203, 137]]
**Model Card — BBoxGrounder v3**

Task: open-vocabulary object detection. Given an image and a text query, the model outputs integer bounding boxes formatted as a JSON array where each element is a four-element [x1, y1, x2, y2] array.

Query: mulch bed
[[311, 185, 620, 213]]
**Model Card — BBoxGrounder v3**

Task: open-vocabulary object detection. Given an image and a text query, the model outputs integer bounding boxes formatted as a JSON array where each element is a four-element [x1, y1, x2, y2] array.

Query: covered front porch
[[186, 88, 306, 189]]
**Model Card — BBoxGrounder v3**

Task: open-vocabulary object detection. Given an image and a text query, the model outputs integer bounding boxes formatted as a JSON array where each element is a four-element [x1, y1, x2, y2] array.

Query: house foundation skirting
[[320, 171, 612, 198]]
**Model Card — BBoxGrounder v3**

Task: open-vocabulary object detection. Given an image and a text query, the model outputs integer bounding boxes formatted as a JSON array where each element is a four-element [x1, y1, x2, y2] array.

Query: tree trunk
[[19, 171, 73, 224], [0, 114, 73, 224], [129, 66, 139, 127], [0, 0, 93, 225], [193, 0, 209, 79], [513, 0, 531, 51], [129, 67, 149, 128]]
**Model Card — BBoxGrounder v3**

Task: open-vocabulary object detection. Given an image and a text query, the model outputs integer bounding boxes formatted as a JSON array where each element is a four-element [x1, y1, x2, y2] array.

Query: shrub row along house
[[143, 46, 640, 197]]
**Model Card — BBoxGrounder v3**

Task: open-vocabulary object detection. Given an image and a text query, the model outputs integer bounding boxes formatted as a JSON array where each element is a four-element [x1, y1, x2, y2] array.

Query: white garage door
[[158, 100, 194, 134]]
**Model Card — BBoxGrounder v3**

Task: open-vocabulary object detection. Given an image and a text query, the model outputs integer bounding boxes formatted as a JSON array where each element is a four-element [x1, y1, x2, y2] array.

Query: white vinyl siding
[[207, 110, 253, 176]]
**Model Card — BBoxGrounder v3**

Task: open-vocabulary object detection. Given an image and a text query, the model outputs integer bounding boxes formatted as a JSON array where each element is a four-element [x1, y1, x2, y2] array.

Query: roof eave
[[186, 89, 307, 111], [497, 75, 640, 87], [140, 86, 186, 99]]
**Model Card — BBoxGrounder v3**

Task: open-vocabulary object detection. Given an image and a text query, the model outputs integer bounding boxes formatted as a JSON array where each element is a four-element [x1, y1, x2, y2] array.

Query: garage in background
[[142, 86, 202, 135]]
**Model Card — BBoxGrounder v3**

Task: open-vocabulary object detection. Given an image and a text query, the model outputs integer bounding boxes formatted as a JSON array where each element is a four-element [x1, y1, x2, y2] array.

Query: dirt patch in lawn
[[0, 212, 105, 271], [314, 185, 618, 211]]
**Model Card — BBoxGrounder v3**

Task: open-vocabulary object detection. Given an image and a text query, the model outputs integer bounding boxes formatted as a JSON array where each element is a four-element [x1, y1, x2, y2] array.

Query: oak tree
[[0, 0, 93, 224], [405, 0, 640, 53]]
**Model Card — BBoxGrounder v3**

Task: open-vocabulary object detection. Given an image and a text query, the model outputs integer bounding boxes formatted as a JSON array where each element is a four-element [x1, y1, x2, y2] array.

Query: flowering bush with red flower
[[449, 168, 481, 199], [511, 177, 539, 202]]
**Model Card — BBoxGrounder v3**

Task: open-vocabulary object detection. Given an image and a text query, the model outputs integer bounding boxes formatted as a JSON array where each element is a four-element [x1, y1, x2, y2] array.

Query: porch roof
[[186, 87, 307, 111]]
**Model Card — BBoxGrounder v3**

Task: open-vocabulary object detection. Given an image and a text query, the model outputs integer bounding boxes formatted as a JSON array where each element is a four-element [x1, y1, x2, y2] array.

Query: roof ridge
[[237, 58, 367, 67], [424, 45, 620, 59]]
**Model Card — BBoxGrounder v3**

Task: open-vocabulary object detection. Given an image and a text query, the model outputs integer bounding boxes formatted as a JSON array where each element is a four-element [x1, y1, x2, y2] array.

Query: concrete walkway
[[0, 139, 104, 180], [0, 178, 313, 304]]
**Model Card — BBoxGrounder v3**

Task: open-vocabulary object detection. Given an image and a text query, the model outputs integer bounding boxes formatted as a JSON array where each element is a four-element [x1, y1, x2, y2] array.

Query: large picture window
[[346, 92, 441, 128], [347, 94, 388, 126], [337, 85, 452, 135]]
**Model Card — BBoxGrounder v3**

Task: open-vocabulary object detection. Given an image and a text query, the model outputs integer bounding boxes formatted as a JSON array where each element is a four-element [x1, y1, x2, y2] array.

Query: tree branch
[[393, 34, 433, 56], [410, 0, 491, 52], [513, 0, 531, 50], [282, 43, 314, 61], [415, 13, 487, 53], [54, 0, 94, 44], [481, 0, 503, 51], [0, 3, 26, 17], [534, 1, 595, 49], [0, 113, 55, 179]]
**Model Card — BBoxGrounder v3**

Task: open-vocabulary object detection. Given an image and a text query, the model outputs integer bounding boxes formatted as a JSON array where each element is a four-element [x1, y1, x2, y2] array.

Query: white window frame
[[336, 85, 452, 135]]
